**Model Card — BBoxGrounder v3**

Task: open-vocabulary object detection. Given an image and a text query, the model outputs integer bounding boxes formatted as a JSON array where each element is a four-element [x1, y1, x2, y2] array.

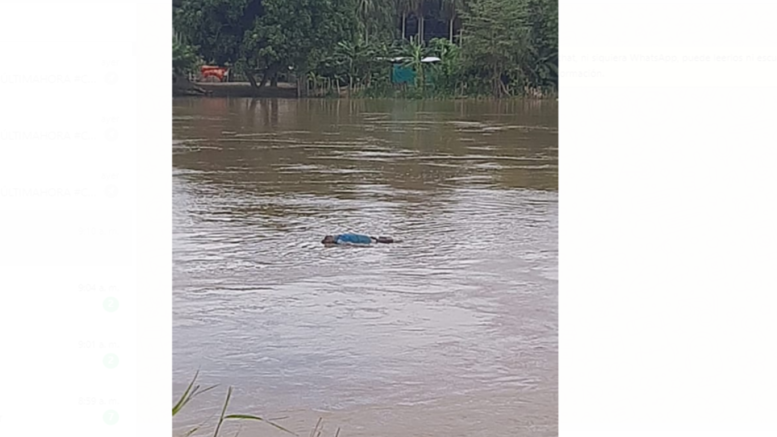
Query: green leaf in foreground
[[173, 369, 220, 417], [173, 369, 200, 416], [212, 386, 232, 437]]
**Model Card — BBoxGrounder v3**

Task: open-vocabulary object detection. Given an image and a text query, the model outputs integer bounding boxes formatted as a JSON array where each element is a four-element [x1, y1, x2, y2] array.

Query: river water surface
[[173, 98, 558, 437]]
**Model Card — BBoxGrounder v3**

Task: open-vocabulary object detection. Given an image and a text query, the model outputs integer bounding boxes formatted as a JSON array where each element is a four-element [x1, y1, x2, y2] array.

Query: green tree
[[175, 0, 356, 89], [461, 0, 530, 96], [173, 39, 203, 77], [242, 0, 357, 89], [429, 37, 460, 93], [329, 39, 393, 94], [173, 0, 262, 66], [526, 0, 558, 90]]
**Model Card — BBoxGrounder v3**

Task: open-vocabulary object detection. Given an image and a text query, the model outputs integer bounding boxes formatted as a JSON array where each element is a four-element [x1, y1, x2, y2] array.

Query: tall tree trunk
[[449, 18, 453, 43], [258, 66, 275, 89], [417, 14, 422, 43], [296, 74, 307, 98], [402, 13, 406, 40], [349, 59, 354, 95], [493, 69, 503, 98], [246, 71, 259, 89]]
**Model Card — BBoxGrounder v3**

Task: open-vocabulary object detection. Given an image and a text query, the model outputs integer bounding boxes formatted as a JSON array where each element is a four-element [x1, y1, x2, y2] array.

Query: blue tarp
[[392, 64, 416, 84]]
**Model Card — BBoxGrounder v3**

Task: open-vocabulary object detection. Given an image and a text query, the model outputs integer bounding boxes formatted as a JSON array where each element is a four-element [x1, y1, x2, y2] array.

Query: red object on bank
[[200, 65, 229, 81]]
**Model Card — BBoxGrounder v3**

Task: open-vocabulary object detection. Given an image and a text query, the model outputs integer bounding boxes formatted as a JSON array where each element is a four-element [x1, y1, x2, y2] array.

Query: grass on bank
[[174, 370, 339, 437]]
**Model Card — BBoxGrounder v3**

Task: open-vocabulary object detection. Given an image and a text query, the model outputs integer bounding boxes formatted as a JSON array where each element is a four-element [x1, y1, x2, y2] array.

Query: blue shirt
[[334, 233, 373, 245]]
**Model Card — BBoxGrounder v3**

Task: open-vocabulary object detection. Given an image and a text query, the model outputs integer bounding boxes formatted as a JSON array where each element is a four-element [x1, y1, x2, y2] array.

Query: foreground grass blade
[[183, 424, 202, 437], [225, 414, 297, 435], [309, 417, 323, 437], [197, 384, 220, 397], [173, 369, 200, 416], [185, 383, 220, 409], [174, 372, 316, 437], [182, 410, 219, 437], [212, 386, 232, 437], [174, 370, 220, 419]]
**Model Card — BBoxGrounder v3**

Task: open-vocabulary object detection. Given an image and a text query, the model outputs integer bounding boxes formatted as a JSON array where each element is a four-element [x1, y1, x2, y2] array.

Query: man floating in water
[[321, 233, 395, 246]]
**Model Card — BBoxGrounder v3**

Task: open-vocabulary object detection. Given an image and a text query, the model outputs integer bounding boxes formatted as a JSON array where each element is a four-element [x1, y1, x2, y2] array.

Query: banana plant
[[402, 37, 432, 90]]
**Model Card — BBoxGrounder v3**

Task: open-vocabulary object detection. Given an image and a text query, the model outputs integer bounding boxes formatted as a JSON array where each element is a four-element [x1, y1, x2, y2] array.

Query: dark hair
[[321, 235, 336, 244]]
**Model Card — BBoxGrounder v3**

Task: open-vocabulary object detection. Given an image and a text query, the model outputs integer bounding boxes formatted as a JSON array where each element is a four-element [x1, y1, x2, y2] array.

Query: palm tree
[[395, 0, 412, 40], [441, 0, 464, 43], [336, 41, 357, 94], [404, 37, 431, 90], [410, 0, 425, 44], [357, 0, 377, 44]]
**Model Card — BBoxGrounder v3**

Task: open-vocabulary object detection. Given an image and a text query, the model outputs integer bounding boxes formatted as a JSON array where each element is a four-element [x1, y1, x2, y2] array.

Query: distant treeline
[[173, 0, 558, 98]]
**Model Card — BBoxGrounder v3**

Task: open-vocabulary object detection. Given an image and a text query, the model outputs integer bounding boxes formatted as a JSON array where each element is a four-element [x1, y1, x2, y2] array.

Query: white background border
[[1, 0, 171, 435]]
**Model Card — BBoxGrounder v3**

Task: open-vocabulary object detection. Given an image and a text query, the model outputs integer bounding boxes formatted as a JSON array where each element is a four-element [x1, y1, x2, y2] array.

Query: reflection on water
[[173, 98, 558, 437]]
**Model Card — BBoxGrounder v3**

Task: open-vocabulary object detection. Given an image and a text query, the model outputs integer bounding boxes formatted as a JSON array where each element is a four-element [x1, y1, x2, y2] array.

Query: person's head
[[321, 235, 336, 245]]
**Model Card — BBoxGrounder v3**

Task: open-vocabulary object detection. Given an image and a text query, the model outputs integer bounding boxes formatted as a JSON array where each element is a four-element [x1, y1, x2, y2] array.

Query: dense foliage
[[173, 0, 558, 97], [172, 38, 203, 78]]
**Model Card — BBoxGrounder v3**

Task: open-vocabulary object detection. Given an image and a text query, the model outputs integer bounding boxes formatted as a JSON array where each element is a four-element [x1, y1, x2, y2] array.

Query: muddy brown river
[[173, 98, 558, 437]]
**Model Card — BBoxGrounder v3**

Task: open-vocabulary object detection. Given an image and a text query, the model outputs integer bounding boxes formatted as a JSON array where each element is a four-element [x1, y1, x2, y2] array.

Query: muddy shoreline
[[172, 80, 557, 100], [173, 80, 299, 98]]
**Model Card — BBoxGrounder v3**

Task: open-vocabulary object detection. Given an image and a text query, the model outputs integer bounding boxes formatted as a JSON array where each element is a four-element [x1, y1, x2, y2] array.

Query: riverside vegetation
[[172, 0, 557, 98], [173, 370, 340, 437]]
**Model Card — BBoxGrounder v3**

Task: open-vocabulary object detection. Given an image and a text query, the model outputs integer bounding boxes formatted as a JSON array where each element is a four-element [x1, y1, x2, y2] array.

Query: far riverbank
[[173, 80, 299, 98], [173, 81, 557, 100]]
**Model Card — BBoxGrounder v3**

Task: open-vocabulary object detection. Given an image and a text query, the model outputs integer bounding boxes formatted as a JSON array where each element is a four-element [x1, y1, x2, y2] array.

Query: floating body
[[321, 233, 395, 246]]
